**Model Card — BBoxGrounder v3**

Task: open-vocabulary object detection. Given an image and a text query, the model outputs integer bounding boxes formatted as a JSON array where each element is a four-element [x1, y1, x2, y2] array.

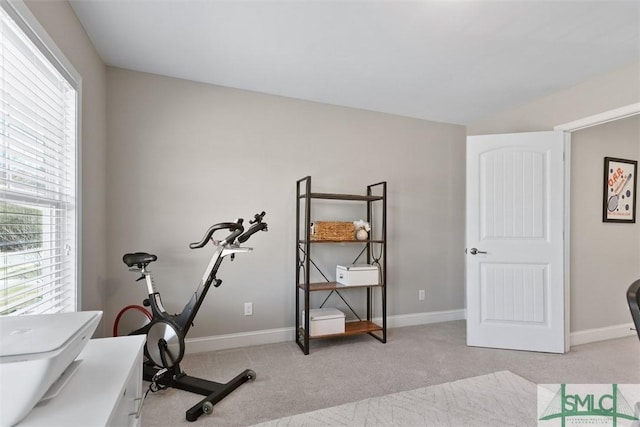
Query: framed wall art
[[603, 157, 637, 223]]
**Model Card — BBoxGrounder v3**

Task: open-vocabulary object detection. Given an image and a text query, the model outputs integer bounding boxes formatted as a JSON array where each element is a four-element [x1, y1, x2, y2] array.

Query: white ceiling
[[68, 0, 640, 125]]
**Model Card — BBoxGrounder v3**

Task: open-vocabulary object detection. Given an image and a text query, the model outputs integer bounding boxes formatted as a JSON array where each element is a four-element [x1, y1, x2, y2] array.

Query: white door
[[466, 131, 567, 353]]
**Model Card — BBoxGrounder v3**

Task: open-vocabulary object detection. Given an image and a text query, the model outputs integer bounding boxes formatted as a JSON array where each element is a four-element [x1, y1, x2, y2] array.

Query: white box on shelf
[[336, 264, 379, 286], [302, 308, 345, 337]]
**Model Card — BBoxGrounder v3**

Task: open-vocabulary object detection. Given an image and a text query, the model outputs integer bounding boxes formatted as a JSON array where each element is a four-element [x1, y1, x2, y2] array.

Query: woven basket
[[311, 221, 355, 241]]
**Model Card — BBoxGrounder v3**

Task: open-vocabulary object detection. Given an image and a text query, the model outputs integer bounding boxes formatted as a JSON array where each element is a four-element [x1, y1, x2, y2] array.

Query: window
[[0, 2, 79, 315]]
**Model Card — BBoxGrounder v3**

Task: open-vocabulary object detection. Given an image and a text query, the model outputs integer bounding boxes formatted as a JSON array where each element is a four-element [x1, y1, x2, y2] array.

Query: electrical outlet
[[244, 302, 253, 316], [418, 290, 425, 301]]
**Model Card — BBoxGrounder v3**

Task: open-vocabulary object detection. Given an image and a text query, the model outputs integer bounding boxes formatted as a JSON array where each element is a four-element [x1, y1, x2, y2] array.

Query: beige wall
[[468, 62, 640, 136], [23, 0, 637, 341], [22, 0, 466, 341], [25, 1, 108, 334], [105, 67, 467, 338], [469, 62, 640, 334], [570, 116, 640, 331]]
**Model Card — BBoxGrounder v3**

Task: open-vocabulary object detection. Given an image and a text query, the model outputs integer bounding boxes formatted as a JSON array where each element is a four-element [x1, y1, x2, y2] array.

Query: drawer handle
[[129, 393, 147, 419]]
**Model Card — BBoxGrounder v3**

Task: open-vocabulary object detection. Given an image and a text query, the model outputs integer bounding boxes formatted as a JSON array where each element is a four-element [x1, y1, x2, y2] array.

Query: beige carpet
[[251, 371, 536, 426], [140, 322, 639, 426]]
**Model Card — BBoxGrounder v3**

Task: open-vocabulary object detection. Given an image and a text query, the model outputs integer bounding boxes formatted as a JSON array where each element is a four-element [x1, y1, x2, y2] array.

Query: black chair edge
[[626, 278, 640, 341]]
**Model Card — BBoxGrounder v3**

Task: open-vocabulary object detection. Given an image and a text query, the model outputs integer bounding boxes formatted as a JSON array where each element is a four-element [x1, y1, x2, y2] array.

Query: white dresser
[[18, 335, 146, 427]]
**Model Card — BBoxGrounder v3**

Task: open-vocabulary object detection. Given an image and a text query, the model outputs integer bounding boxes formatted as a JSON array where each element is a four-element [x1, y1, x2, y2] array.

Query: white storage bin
[[302, 308, 345, 337], [336, 264, 379, 286]]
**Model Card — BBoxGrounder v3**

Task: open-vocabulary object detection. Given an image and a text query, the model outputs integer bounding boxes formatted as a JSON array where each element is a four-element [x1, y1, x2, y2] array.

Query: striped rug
[[252, 371, 536, 426]]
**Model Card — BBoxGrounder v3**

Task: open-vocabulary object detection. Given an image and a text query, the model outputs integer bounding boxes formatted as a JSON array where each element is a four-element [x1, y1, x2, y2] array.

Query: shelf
[[298, 239, 384, 244], [346, 320, 383, 334], [296, 176, 387, 354], [298, 321, 383, 338], [299, 192, 383, 202], [299, 281, 382, 291]]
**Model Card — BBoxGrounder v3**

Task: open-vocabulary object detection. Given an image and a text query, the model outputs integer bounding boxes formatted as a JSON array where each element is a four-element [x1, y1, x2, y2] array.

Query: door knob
[[469, 248, 487, 255]]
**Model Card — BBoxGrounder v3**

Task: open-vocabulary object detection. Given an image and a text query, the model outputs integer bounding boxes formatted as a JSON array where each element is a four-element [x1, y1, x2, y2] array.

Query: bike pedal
[[153, 368, 168, 379]]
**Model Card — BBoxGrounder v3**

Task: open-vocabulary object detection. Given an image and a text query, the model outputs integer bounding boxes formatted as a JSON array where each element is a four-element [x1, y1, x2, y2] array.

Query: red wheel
[[113, 304, 152, 336]]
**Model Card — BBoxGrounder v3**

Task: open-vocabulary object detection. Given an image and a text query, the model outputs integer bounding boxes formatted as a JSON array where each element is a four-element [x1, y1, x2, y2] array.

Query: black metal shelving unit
[[295, 176, 387, 355]]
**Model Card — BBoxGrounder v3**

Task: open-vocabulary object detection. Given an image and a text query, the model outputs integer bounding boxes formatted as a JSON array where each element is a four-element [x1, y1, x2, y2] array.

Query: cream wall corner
[[468, 61, 640, 135]]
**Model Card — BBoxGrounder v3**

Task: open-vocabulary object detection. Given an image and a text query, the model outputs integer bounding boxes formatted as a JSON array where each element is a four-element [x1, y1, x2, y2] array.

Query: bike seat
[[123, 252, 157, 268]]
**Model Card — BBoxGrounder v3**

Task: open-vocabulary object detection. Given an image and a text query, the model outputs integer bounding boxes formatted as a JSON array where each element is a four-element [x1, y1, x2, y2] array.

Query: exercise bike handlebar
[[238, 211, 267, 243], [189, 220, 244, 249], [238, 222, 268, 243]]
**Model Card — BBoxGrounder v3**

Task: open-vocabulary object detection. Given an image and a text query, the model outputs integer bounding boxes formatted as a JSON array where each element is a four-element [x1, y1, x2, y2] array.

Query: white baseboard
[[185, 308, 466, 354], [375, 308, 466, 329], [570, 322, 636, 346], [186, 327, 296, 354]]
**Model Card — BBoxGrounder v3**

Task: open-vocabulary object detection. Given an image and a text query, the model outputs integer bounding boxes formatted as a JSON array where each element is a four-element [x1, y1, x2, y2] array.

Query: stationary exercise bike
[[117, 212, 267, 422]]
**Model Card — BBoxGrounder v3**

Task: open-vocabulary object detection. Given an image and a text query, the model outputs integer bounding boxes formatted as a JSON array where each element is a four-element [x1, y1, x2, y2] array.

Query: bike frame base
[[144, 364, 254, 422]]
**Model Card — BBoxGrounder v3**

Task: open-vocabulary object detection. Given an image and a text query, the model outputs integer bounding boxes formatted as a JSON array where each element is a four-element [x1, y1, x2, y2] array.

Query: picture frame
[[602, 157, 637, 223]]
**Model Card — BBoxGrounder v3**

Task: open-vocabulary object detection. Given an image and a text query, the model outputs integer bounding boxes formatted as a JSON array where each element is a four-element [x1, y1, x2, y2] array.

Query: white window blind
[[0, 4, 78, 315]]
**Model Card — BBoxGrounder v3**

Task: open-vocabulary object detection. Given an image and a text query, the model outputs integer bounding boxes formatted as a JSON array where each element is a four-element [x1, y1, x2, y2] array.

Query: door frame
[[555, 102, 640, 351]]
